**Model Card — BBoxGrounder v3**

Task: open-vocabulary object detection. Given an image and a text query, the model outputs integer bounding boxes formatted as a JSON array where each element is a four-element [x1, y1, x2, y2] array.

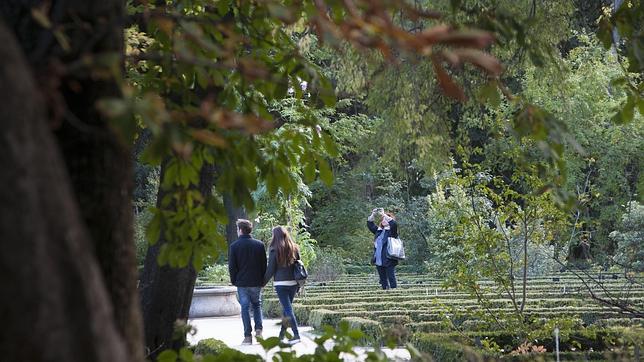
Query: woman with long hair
[[263, 226, 301, 345], [367, 208, 399, 289]]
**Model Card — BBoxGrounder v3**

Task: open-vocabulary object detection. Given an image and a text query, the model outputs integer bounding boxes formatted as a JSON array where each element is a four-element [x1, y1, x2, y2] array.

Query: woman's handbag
[[386, 237, 406, 260], [293, 259, 308, 286]]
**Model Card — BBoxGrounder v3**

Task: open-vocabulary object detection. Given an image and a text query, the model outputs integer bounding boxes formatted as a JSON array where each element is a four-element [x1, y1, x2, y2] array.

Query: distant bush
[[309, 309, 343, 329], [197, 264, 229, 286], [309, 247, 346, 282], [610, 201, 644, 272], [133, 207, 153, 267], [411, 334, 484, 361], [340, 317, 383, 343]]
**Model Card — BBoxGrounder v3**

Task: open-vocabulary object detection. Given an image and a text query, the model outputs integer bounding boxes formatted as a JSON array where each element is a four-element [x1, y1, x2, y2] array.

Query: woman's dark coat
[[367, 219, 399, 268]]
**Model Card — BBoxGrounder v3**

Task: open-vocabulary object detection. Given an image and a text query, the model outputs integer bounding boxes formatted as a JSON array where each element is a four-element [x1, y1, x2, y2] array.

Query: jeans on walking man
[[228, 219, 267, 345]]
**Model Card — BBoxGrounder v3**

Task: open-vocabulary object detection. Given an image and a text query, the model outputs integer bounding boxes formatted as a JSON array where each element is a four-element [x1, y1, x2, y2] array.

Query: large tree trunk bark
[[224, 193, 248, 246], [140, 162, 216, 358], [0, 1, 144, 360], [52, 23, 145, 362], [0, 20, 127, 362]]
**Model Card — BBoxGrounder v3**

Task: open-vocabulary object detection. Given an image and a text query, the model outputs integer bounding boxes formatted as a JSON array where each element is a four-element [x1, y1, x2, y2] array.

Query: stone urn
[[189, 286, 240, 318]]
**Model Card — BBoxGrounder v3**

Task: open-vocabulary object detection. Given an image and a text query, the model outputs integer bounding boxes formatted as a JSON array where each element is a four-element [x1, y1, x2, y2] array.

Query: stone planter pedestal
[[189, 286, 240, 318]]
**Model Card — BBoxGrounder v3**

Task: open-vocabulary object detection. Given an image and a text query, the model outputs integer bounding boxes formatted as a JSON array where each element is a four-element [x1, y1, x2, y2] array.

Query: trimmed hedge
[[340, 317, 383, 343], [260, 272, 643, 360], [410, 333, 491, 361], [309, 309, 344, 329], [412, 328, 628, 352]]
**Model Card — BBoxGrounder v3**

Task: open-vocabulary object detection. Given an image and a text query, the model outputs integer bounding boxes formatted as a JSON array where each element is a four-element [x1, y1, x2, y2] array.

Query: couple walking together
[[228, 209, 399, 345], [228, 219, 302, 345]]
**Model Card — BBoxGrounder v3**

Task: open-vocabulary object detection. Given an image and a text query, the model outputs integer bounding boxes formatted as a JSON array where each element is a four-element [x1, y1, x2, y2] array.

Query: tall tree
[[0, 19, 129, 362], [140, 161, 216, 356], [0, 0, 143, 360]]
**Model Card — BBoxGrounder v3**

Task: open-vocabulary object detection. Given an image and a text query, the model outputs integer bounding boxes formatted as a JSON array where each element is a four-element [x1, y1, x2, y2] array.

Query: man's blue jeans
[[237, 287, 263, 337]]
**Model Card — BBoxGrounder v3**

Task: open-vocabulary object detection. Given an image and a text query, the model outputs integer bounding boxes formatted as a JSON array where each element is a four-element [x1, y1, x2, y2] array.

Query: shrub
[[411, 334, 485, 361], [133, 207, 153, 267], [193, 338, 228, 356], [346, 265, 373, 274], [610, 201, 644, 272], [309, 247, 346, 282], [262, 298, 282, 318], [293, 304, 312, 325], [197, 264, 229, 286], [309, 309, 343, 329], [340, 317, 383, 343]]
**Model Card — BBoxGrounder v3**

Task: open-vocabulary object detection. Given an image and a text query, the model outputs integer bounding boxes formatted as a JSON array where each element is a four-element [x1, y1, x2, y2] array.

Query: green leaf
[[476, 82, 501, 108], [303, 154, 316, 183], [258, 336, 281, 351], [347, 329, 364, 340], [321, 133, 339, 157], [216, 0, 231, 15], [163, 160, 179, 188], [157, 349, 178, 362], [317, 157, 334, 186], [195, 68, 209, 89], [141, 136, 168, 166], [158, 244, 170, 266], [178, 347, 193, 361], [612, 96, 636, 124], [178, 162, 200, 186], [318, 77, 336, 106], [610, 77, 627, 88], [146, 210, 162, 245]]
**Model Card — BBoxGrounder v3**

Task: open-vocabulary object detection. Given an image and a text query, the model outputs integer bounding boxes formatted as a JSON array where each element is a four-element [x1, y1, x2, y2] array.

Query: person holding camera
[[367, 208, 399, 290]]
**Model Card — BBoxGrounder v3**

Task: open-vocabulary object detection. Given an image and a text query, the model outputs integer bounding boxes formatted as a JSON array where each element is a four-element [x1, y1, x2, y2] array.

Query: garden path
[[188, 316, 411, 361]]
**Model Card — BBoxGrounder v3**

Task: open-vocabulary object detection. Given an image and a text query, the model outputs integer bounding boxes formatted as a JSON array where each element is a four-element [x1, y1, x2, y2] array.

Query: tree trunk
[[224, 193, 248, 246], [0, 19, 127, 362], [0, 1, 144, 360], [140, 162, 216, 358], [521, 217, 528, 313]]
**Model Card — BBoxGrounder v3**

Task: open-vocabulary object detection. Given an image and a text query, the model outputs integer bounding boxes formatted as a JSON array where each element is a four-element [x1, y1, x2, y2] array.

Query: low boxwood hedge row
[[261, 272, 642, 359], [412, 328, 630, 352], [410, 333, 492, 361], [308, 309, 345, 329], [292, 295, 642, 310], [272, 305, 631, 328], [340, 317, 384, 343]]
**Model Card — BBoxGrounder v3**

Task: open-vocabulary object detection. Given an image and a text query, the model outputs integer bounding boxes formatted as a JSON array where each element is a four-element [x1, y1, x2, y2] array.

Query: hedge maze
[[263, 272, 643, 360]]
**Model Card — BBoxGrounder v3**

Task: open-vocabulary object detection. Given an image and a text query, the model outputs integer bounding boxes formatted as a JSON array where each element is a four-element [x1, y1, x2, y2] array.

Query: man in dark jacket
[[228, 219, 267, 345]]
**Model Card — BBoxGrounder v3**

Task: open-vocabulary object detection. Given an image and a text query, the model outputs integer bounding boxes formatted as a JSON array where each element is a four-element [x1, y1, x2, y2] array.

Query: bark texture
[[0, 20, 127, 362], [140, 163, 216, 357], [0, 1, 144, 360], [224, 193, 248, 246]]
